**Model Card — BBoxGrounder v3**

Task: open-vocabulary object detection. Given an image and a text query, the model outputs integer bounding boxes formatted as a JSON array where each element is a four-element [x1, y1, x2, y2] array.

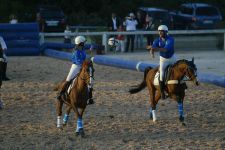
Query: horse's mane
[[173, 59, 196, 70], [82, 60, 92, 68]]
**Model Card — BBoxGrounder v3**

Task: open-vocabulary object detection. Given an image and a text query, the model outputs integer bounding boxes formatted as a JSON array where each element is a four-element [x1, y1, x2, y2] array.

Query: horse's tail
[[129, 67, 152, 94]]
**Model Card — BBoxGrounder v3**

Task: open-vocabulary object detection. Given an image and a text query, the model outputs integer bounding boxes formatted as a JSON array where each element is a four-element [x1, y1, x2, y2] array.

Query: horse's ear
[[192, 57, 194, 63]]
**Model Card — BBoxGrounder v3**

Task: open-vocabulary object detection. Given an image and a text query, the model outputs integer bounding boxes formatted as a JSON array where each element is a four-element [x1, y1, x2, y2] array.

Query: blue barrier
[[0, 23, 40, 56], [44, 49, 225, 87]]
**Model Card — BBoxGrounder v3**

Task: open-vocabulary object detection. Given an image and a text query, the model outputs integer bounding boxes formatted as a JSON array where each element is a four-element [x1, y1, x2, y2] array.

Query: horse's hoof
[[79, 129, 85, 138], [179, 116, 184, 122], [75, 132, 80, 136], [149, 113, 153, 119], [57, 127, 63, 131]]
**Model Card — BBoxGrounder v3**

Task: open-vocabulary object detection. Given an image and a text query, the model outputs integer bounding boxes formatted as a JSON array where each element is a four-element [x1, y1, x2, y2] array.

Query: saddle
[[153, 65, 185, 86]]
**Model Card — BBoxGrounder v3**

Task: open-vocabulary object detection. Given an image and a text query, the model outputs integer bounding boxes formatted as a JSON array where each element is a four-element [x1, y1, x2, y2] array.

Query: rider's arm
[[0, 37, 7, 50], [151, 37, 174, 52]]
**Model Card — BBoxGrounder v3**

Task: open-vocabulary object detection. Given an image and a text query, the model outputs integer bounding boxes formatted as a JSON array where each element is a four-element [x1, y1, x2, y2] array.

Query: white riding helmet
[[75, 36, 86, 45], [158, 25, 168, 32], [108, 37, 119, 47]]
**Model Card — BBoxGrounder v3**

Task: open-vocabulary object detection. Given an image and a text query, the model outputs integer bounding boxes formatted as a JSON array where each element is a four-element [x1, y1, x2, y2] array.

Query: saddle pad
[[153, 72, 183, 86]]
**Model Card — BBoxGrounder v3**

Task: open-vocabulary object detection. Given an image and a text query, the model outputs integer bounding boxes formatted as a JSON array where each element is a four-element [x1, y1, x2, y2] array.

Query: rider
[[147, 25, 176, 99], [0, 36, 10, 81], [57, 35, 94, 105]]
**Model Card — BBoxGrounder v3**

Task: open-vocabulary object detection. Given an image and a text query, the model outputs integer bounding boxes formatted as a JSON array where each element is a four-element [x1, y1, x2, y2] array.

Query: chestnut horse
[[129, 58, 199, 124], [55, 60, 94, 137]]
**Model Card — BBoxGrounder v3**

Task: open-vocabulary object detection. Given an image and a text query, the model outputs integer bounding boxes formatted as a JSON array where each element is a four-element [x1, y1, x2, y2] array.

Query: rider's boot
[[2, 62, 10, 81], [159, 81, 166, 99], [57, 81, 70, 100], [87, 87, 94, 105]]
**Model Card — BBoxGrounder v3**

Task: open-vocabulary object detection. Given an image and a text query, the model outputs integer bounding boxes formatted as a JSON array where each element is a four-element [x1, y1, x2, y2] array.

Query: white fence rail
[[39, 29, 225, 52]]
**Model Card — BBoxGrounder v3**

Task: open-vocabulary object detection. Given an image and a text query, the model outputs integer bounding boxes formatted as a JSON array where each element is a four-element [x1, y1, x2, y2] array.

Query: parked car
[[171, 3, 223, 29], [36, 6, 67, 32], [138, 7, 173, 30]]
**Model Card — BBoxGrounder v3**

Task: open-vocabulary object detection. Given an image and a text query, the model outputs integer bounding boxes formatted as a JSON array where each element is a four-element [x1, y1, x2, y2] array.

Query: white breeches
[[66, 64, 81, 81], [159, 55, 177, 81]]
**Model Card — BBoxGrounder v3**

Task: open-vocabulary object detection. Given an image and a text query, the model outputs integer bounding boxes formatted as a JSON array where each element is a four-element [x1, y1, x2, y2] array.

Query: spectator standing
[[116, 25, 125, 52], [123, 12, 138, 52], [36, 13, 45, 32], [108, 12, 120, 32], [64, 25, 72, 44], [135, 11, 145, 49], [145, 13, 155, 45], [0, 36, 10, 81], [9, 14, 18, 24]]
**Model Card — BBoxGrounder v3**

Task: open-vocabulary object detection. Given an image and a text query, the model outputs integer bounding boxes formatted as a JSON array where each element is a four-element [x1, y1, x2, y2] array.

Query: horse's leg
[[63, 106, 71, 125], [76, 107, 86, 137], [148, 85, 159, 122], [151, 91, 161, 122], [70, 104, 83, 135], [56, 100, 63, 128], [177, 91, 185, 123]]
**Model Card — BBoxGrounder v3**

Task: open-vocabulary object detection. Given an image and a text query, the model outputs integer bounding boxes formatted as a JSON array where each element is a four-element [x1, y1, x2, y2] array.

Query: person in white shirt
[[64, 25, 72, 44], [0, 36, 10, 80], [123, 12, 138, 52]]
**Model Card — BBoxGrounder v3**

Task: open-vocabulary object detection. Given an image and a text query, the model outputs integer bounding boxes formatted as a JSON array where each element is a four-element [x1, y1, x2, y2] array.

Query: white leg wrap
[[152, 110, 157, 122], [57, 116, 61, 128]]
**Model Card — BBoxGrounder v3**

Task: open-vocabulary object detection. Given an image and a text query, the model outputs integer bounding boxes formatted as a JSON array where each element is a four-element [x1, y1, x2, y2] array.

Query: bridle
[[184, 63, 197, 81], [78, 64, 94, 86]]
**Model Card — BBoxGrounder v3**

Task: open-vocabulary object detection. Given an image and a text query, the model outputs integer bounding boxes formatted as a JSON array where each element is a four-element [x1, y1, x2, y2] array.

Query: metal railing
[[39, 29, 225, 52]]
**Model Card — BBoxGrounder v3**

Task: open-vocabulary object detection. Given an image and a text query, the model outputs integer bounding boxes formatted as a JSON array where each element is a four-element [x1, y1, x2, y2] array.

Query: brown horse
[[55, 60, 94, 137], [129, 58, 199, 124]]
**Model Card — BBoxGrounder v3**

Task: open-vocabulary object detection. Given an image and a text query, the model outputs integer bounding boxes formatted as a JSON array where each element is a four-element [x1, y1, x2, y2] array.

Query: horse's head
[[184, 58, 199, 86], [80, 60, 95, 85]]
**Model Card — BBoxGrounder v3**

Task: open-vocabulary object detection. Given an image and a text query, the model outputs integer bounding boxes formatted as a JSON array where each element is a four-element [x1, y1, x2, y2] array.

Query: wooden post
[[102, 33, 108, 53]]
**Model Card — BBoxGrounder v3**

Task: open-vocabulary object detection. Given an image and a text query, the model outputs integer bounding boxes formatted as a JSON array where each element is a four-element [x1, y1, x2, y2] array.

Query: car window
[[196, 7, 219, 16], [148, 11, 170, 20], [180, 6, 193, 15]]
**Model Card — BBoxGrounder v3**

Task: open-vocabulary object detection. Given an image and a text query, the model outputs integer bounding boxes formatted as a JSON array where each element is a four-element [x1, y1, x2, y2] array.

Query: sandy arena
[[0, 56, 224, 149]]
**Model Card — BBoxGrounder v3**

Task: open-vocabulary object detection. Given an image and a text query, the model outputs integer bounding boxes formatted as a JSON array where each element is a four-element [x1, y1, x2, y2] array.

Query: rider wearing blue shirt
[[71, 48, 86, 65], [152, 35, 174, 59], [148, 25, 177, 99], [57, 36, 94, 105]]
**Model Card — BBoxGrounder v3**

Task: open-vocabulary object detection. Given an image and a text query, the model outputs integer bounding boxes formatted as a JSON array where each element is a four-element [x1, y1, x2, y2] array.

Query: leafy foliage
[[0, 0, 224, 25]]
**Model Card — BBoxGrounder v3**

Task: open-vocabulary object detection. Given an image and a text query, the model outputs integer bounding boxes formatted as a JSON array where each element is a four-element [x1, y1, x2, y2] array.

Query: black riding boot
[[2, 62, 10, 81], [87, 87, 94, 105], [57, 81, 70, 100], [159, 81, 165, 99]]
